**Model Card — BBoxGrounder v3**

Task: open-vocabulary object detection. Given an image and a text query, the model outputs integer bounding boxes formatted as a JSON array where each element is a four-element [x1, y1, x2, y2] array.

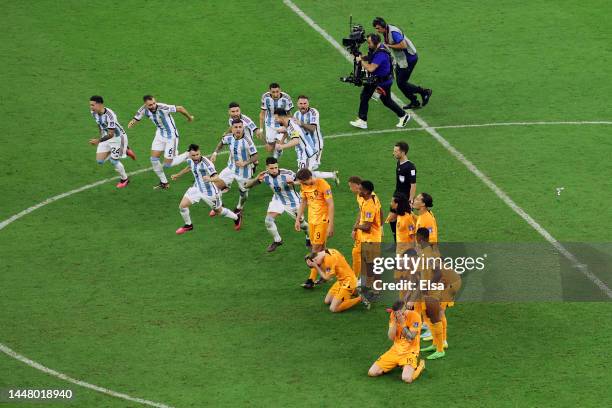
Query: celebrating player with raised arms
[[259, 83, 293, 159], [244, 157, 310, 252], [170, 144, 241, 234], [210, 119, 259, 215], [88, 95, 136, 188], [128, 95, 194, 190]]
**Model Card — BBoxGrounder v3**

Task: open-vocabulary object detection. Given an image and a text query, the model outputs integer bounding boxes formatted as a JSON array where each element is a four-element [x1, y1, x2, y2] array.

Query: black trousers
[[358, 82, 405, 121], [395, 55, 423, 104]]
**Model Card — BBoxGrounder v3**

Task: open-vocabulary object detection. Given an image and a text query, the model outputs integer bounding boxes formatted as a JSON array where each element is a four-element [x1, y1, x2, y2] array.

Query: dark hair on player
[[188, 144, 199, 152], [392, 192, 410, 216], [296, 168, 313, 181], [143, 95, 154, 102], [360, 180, 375, 193], [265, 157, 278, 165], [416, 227, 430, 243], [231, 118, 243, 126], [274, 108, 288, 116], [269, 82, 280, 89], [391, 300, 405, 312], [348, 176, 362, 184], [297, 95, 309, 100], [89, 95, 104, 104], [395, 141, 409, 154], [367, 33, 381, 45], [228, 101, 240, 108], [372, 17, 387, 28], [421, 193, 433, 208]]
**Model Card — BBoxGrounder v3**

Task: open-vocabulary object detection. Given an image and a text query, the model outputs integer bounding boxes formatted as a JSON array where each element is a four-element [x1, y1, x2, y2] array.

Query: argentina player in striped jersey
[[88, 96, 136, 189], [128, 95, 194, 190], [273, 109, 339, 184], [226, 102, 261, 142], [170, 144, 241, 234], [292, 95, 339, 183], [259, 83, 293, 159], [210, 119, 259, 214], [245, 157, 310, 252]]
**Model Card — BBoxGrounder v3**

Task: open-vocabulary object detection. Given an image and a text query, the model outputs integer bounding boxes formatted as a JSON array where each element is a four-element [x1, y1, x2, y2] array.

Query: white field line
[[0, 342, 175, 407], [282, 0, 612, 298]]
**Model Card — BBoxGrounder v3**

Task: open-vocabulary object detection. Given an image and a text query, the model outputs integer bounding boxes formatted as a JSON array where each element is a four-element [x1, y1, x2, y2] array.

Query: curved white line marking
[[1, 120, 611, 407]]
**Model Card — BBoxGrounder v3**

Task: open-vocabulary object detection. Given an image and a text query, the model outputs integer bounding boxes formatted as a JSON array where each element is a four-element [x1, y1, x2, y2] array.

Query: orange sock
[[431, 321, 444, 352], [335, 296, 362, 312], [441, 315, 448, 343], [412, 359, 425, 381], [309, 267, 318, 281], [352, 246, 361, 278]]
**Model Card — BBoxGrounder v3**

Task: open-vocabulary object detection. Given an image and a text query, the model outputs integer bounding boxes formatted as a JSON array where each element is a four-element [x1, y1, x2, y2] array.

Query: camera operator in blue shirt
[[349, 33, 411, 130]]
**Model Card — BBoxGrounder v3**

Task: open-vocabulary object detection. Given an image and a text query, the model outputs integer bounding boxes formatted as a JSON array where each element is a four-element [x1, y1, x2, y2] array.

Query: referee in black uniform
[[389, 141, 417, 241]]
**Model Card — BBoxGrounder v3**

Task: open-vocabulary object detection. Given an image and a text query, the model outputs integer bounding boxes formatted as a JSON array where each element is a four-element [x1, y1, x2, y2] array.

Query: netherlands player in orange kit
[[368, 300, 425, 383], [353, 180, 383, 295], [414, 192, 438, 245], [306, 249, 370, 312], [348, 176, 364, 278], [391, 192, 416, 254], [295, 169, 335, 289]]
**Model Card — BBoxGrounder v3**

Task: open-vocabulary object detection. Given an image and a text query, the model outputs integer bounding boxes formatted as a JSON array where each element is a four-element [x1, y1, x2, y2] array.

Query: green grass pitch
[[1, 0, 611, 407]]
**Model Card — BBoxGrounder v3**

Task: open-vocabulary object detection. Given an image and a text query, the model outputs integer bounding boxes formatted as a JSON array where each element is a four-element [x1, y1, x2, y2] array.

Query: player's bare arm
[[295, 199, 307, 231], [326, 198, 335, 237], [298, 121, 317, 134], [356, 220, 373, 233], [276, 136, 299, 151], [409, 183, 416, 205], [127, 118, 139, 128], [171, 165, 191, 180], [97, 128, 115, 144], [176, 106, 194, 122], [210, 139, 225, 162]]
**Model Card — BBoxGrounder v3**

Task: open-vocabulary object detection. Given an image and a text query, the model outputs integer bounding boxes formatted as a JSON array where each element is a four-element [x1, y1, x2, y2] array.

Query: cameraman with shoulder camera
[[373, 17, 432, 110], [349, 33, 411, 130]]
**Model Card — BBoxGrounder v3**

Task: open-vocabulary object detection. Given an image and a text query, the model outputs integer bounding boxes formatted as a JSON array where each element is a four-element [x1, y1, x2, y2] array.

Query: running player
[[211, 119, 259, 214], [259, 83, 293, 158], [368, 300, 425, 383], [170, 144, 241, 234], [88, 95, 135, 188], [273, 109, 338, 183], [292, 96, 338, 181], [295, 169, 335, 289], [128, 95, 194, 189], [244, 157, 310, 252], [306, 249, 370, 312]]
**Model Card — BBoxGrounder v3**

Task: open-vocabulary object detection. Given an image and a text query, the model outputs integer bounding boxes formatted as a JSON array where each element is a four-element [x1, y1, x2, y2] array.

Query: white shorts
[[267, 197, 300, 218], [151, 130, 179, 159], [184, 186, 223, 210], [96, 134, 128, 160], [219, 167, 249, 191], [265, 125, 283, 144], [297, 154, 320, 171]]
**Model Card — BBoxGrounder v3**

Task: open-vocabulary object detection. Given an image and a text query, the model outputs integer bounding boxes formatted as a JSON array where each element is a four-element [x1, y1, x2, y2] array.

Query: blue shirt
[[370, 46, 393, 87]]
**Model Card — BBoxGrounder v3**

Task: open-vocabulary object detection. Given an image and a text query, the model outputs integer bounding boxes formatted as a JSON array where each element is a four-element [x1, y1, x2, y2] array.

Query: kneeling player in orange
[[306, 249, 370, 312], [368, 300, 425, 383]]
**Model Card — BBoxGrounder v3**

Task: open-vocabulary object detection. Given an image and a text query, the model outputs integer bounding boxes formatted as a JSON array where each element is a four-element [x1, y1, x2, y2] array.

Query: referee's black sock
[[390, 220, 397, 242]]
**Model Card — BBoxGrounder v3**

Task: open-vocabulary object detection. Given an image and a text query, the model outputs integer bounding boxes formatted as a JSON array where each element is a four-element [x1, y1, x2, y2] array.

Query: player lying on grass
[[305, 249, 370, 312], [368, 299, 425, 383], [171, 144, 242, 234], [244, 157, 310, 252]]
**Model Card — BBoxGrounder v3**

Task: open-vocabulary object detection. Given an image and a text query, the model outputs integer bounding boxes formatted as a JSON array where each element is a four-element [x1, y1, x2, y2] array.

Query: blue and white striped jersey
[[287, 119, 316, 160], [222, 134, 258, 179], [187, 157, 219, 197], [262, 169, 301, 208], [228, 113, 257, 141], [261, 91, 293, 128], [91, 108, 126, 139], [133, 103, 179, 139], [293, 107, 323, 153]]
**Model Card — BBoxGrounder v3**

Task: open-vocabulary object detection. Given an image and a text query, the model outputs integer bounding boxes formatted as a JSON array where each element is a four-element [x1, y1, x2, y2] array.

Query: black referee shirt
[[395, 159, 417, 195]]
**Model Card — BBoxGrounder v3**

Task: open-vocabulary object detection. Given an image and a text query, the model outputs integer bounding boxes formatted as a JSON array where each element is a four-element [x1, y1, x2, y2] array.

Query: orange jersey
[[301, 178, 332, 224], [359, 193, 382, 242], [396, 213, 417, 243], [321, 248, 355, 284], [354, 194, 364, 242], [389, 309, 422, 354], [416, 210, 438, 243]]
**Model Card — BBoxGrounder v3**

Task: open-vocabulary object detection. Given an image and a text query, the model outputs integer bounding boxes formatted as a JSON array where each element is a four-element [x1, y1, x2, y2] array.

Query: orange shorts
[[309, 222, 328, 246], [376, 348, 418, 371], [327, 278, 357, 301]]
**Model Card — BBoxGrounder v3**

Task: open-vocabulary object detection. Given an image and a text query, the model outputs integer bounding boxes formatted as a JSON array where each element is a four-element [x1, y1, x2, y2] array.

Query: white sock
[[265, 215, 282, 242], [112, 160, 127, 179], [221, 208, 238, 220], [179, 207, 192, 225], [150, 158, 168, 183], [171, 152, 189, 166], [313, 171, 334, 179], [237, 190, 248, 209]]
